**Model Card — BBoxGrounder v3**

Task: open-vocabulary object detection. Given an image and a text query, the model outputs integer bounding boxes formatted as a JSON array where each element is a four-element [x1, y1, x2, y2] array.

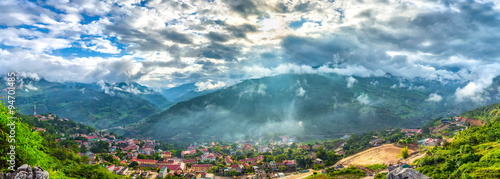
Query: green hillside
[[0, 78, 161, 129], [130, 73, 499, 143], [415, 103, 500, 179], [460, 103, 500, 122], [0, 102, 118, 178]]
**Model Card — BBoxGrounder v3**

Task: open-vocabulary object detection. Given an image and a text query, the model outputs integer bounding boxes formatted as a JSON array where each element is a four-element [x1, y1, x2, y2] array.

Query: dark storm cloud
[[205, 32, 230, 42], [159, 29, 194, 44], [201, 43, 241, 61], [222, 0, 266, 18], [281, 35, 358, 66], [225, 23, 258, 39]]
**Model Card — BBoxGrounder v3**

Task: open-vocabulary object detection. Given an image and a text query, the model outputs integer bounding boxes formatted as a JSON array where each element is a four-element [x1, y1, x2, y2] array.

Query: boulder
[[4, 164, 49, 179], [386, 167, 432, 179]]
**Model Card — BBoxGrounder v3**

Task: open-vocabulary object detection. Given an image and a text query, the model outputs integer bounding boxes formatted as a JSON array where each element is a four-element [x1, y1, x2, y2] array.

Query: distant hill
[[129, 73, 500, 142], [0, 78, 162, 129], [460, 102, 500, 122], [159, 83, 215, 103]]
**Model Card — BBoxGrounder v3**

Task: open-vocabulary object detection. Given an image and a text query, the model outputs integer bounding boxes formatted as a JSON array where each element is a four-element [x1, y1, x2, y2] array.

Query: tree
[[401, 146, 409, 159]]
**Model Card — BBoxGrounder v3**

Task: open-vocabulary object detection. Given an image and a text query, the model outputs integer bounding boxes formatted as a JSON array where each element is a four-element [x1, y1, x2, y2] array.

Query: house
[[225, 156, 233, 165], [201, 153, 216, 162], [117, 167, 128, 175], [199, 148, 209, 154], [183, 159, 196, 164], [136, 159, 157, 165], [196, 173, 214, 179], [314, 158, 323, 165], [106, 164, 115, 172], [158, 166, 168, 178], [192, 164, 213, 172], [369, 138, 385, 146], [401, 129, 422, 137], [283, 160, 296, 167], [181, 149, 196, 157], [300, 145, 311, 150], [313, 145, 321, 150], [159, 163, 186, 172], [161, 151, 172, 158], [229, 164, 244, 173], [418, 138, 442, 146]]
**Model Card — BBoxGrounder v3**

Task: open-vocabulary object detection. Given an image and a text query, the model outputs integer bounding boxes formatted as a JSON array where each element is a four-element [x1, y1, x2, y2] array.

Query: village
[[31, 114, 486, 179]]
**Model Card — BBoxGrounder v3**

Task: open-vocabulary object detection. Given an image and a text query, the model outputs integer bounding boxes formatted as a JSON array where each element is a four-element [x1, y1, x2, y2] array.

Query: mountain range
[[124, 74, 500, 143], [3, 74, 500, 143]]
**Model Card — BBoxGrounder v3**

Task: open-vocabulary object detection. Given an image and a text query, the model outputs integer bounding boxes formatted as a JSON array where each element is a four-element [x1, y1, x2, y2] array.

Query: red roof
[[137, 159, 157, 163], [284, 160, 296, 165], [106, 164, 115, 169], [193, 164, 213, 168], [401, 129, 422, 134], [225, 156, 233, 163], [159, 164, 183, 171], [162, 151, 172, 155], [183, 159, 196, 163]]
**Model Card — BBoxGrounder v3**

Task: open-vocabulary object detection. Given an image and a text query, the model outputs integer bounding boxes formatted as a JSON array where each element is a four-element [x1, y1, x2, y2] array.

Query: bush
[[401, 146, 409, 159]]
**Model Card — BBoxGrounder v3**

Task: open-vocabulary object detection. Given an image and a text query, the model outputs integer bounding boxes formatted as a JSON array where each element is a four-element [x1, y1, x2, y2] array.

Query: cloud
[[426, 93, 443, 102], [356, 93, 371, 105], [346, 76, 357, 88], [195, 80, 226, 91], [296, 87, 305, 96], [0, 0, 499, 98]]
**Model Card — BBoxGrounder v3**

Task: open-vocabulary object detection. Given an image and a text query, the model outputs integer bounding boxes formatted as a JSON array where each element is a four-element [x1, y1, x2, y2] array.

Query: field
[[336, 144, 414, 166]]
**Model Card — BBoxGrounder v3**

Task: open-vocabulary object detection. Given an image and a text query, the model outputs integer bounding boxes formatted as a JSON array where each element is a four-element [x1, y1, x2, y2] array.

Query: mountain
[[159, 83, 215, 103], [130, 74, 498, 143], [127, 73, 500, 143], [78, 81, 174, 110], [0, 78, 161, 129]]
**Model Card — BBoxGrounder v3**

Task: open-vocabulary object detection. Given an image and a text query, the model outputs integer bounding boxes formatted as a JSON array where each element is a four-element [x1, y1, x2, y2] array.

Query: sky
[[1, 0, 500, 101]]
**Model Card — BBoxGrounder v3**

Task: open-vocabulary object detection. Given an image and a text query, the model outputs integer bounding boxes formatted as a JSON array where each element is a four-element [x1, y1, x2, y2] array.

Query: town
[[25, 112, 487, 179]]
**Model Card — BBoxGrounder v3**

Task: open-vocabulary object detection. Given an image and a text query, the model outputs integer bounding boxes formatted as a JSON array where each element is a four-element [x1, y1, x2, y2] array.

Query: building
[[369, 138, 385, 146], [201, 153, 216, 162], [314, 158, 323, 165], [401, 129, 422, 137], [192, 164, 213, 172], [137, 159, 157, 164], [161, 151, 172, 158], [183, 159, 196, 164], [224, 156, 233, 165]]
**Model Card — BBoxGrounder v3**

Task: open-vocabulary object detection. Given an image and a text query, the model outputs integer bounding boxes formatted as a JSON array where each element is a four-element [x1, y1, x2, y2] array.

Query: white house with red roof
[[201, 153, 216, 162]]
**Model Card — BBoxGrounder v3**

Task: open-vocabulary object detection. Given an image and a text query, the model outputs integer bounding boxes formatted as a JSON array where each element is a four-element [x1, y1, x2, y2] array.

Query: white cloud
[[81, 38, 120, 54], [356, 93, 371, 105], [195, 80, 226, 91], [426, 93, 443, 102], [296, 87, 305, 96], [346, 76, 357, 88]]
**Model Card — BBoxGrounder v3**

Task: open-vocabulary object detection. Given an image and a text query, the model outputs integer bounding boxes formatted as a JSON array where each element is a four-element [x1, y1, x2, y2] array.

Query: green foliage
[[0, 102, 118, 178], [365, 164, 387, 172], [415, 120, 500, 179], [401, 146, 409, 159], [0, 103, 56, 171], [325, 167, 366, 178], [313, 164, 324, 170], [374, 172, 387, 179]]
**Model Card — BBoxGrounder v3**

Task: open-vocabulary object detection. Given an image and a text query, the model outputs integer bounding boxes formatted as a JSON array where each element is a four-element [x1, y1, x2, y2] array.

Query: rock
[[386, 167, 432, 179], [32, 166, 49, 179], [4, 164, 49, 179]]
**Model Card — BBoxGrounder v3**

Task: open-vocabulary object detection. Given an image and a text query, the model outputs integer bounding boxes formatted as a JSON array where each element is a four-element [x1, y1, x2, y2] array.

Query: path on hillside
[[336, 144, 414, 166]]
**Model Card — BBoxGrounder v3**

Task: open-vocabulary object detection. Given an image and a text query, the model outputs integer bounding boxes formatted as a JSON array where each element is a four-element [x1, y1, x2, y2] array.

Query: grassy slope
[[415, 103, 500, 179], [0, 102, 118, 178]]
